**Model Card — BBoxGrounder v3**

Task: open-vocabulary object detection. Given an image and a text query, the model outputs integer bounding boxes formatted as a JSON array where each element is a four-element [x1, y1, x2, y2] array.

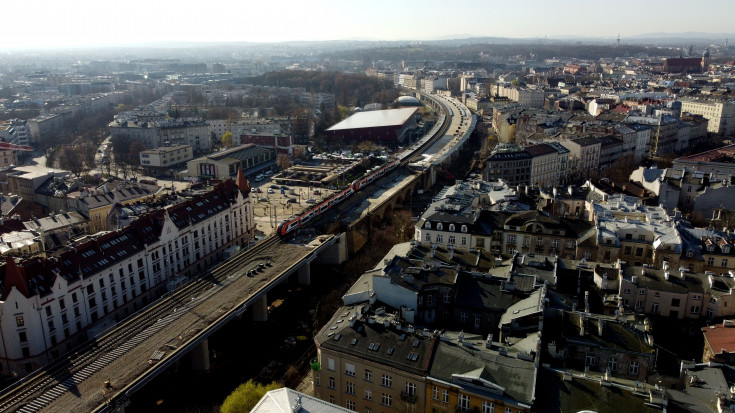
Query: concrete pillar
[[253, 294, 268, 322], [298, 263, 311, 286], [191, 338, 210, 371]]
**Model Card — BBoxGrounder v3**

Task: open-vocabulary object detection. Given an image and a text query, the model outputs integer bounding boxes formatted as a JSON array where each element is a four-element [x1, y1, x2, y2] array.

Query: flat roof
[[326, 108, 418, 131]]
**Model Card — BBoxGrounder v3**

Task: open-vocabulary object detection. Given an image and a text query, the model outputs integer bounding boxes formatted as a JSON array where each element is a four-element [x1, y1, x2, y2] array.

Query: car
[[305, 198, 316, 204], [267, 188, 275, 194], [270, 185, 279, 189], [264, 171, 273, 176], [313, 190, 321, 195], [287, 198, 297, 204], [280, 185, 288, 190], [254, 188, 262, 193]]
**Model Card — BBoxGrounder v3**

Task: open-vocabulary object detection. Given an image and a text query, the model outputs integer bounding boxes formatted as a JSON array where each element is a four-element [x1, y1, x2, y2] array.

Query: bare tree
[[59, 146, 85, 177]]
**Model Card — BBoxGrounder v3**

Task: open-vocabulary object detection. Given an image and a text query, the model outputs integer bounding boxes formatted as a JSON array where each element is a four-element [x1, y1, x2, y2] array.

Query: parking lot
[[250, 178, 340, 236]]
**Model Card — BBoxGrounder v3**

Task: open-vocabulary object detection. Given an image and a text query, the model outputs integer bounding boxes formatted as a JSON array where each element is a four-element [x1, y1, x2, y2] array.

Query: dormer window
[[448, 224, 455, 232], [725, 246, 731, 254], [708, 245, 715, 252], [461, 225, 468, 233], [425, 222, 431, 230], [436, 223, 443, 231], [686, 250, 693, 258]]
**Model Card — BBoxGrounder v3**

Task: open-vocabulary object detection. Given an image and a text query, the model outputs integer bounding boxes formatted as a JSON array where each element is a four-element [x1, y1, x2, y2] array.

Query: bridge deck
[[39, 240, 322, 413]]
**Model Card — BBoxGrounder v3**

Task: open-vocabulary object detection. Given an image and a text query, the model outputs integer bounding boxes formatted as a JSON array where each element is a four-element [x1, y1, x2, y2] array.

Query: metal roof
[[326, 108, 418, 131]]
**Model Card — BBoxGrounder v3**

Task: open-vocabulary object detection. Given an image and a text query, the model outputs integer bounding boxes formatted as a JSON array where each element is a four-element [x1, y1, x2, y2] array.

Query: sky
[[3, 0, 734, 50]]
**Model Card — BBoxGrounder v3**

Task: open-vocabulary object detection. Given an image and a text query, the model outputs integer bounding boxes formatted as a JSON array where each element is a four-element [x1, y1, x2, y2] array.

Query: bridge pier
[[298, 263, 311, 286], [253, 294, 268, 321], [191, 338, 210, 371]]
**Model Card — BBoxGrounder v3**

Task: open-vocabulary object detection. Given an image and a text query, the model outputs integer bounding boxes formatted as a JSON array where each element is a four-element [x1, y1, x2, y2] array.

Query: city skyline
[[4, 0, 735, 50]]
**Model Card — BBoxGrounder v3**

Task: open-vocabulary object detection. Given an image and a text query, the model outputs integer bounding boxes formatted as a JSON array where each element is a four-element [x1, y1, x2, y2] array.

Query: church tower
[[701, 48, 710, 72]]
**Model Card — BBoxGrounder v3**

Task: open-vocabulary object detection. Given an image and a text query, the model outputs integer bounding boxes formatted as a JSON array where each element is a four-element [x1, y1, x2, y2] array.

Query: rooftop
[[326, 108, 418, 131]]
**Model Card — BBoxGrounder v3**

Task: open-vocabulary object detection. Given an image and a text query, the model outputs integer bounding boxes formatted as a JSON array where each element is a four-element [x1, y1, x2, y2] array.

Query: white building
[[0, 175, 254, 376], [680, 98, 735, 135], [139, 145, 193, 168]]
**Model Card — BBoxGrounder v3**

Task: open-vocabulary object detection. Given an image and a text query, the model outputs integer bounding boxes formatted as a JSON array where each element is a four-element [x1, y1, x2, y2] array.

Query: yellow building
[[426, 331, 536, 413]]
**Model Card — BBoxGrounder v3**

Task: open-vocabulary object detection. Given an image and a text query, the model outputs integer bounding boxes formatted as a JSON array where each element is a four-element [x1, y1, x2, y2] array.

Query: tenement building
[[0, 174, 254, 376]]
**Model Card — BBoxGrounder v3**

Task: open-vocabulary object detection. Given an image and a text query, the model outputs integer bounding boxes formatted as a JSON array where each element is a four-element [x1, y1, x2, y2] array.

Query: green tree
[[221, 131, 233, 149], [220, 380, 280, 413]]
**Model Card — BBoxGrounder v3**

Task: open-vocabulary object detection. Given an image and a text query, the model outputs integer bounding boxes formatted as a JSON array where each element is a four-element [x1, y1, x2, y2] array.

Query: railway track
[[0, 235, 280, 413]]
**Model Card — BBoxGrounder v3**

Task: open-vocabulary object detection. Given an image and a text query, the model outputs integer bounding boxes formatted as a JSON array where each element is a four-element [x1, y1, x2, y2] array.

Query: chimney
[[486, 334, 493, 349], [597, 318, 604, 336], [449, 245, 454, 260]]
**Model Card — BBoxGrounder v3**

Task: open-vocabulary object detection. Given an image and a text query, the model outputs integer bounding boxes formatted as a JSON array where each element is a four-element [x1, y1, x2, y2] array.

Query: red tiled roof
[[703, 323, 735, 356]]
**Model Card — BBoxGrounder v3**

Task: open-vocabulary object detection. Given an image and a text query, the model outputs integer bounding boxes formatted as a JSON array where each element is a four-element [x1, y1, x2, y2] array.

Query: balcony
[[400, 391, 417, 404]]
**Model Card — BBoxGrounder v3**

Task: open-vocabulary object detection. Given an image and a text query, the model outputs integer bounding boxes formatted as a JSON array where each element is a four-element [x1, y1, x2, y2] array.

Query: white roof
[[251, 388, 353, 413]]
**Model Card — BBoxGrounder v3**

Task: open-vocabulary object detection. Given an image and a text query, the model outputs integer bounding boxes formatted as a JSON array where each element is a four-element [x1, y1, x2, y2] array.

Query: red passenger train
[[276, 159, 400, 236]]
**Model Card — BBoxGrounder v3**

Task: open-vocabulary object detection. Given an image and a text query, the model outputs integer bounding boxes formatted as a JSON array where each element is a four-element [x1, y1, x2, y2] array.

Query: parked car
[[305, 198, 316, 204], [267, 188, 275, 194]]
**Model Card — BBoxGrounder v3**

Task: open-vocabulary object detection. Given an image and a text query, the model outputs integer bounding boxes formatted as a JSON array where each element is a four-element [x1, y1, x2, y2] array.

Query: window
[[405, 382, 416, 396], [505, 408, 512, 413], [460, 312, 467, 324], [552, 239, 559, 248], [315, 375, 320, 386], [638, 235, 646, 241], [432, 386, 439, 400], [458, 394, 470, 412], [329, 377, 335, 389], [346, 381, 355, 395], [436, 223, 443, 231], [346, 400, 355, 411], [381, 374, 391, 388], [449, 224, 455, 232], [623, 288, 630, 294], [708, 257, 715, 266], [639, 289, 645, 295], [508, 235, 516, 243], [537, 237, 543, 246], [461, 225, 468, 233], [474, 314, 481, 329], [364, 389, 372, 400], [442, 389, 449, 403], [425, 233, 431, 242], [624, 246, 632, 255], [19, 331, 27, 342], [345, 363, 355, 376], [671, 298, 681, 307], [608, 358, 618, 372], [693, 295, 702, 301], [482, 402, 495, 413], [381, 393, 391, 407], [635, 247, 643, 257], [443, 292, 451, 304], [365, 408, 372, 413], [448, 235, 456, 245], [364, 369, 372, 382], [723, 259, 729, 268], [629, 361, 639, 375], [436, 234, 443, 243], [691, 305, 700, 314], [327, 358, 335, 371], [585, 353, 597, 366], [652, 303, 659, 314], [15, 316, 24, 327]]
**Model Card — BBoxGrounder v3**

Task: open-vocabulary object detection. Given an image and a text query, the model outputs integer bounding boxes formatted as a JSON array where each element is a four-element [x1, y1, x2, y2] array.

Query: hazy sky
[[4, 0, 734, 50]]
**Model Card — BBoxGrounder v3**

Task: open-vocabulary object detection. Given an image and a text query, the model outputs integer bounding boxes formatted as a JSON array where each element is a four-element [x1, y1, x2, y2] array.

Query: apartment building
[[139, 144, 193, 169], [0, 177, 254, 376], [618, 265, 735, 320], [313, 306, 431, 413], [526, 143, 559, 188], [561, 137, 600, 178], [502, 210, 593, 259], [680, 97, 735, 135], [485, 151, 531, 186]]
